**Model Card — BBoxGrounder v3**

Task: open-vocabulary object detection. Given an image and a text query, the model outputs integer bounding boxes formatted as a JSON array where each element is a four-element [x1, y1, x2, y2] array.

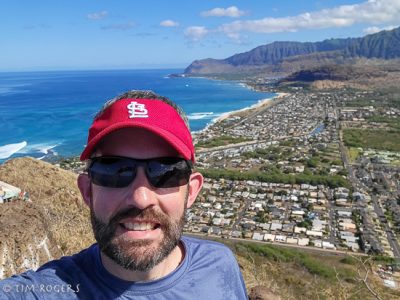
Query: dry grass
[[0, 157, 93, 278], [227, 240, 400, 300]]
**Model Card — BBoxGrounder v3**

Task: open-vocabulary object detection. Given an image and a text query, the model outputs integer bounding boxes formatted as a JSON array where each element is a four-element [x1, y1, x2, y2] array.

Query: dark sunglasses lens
[[147, 159, 191, 188], [89, 157, 136, 188]]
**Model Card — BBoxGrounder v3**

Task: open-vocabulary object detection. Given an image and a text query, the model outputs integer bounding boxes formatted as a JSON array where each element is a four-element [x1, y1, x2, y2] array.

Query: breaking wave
[[17, 142, 59, 156], [0, 141, 28, 159], [187, 112, 214, 120]]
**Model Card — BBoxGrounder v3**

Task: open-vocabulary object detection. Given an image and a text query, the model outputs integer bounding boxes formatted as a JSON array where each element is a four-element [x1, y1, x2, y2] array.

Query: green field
[[343, 128, 400, 152], [366, 115, 400, 130], [348, 147, 361, 163], [346, 87, 400, 109]]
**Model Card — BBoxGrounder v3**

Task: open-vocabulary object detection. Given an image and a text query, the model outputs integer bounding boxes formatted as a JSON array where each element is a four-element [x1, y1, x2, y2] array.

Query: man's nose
[[126, 167, 157, 209]]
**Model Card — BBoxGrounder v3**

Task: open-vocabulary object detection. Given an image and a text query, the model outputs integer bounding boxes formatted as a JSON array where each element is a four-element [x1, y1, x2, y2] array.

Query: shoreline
[[193, 92, 288, 137], [214, 92, 288, 123]]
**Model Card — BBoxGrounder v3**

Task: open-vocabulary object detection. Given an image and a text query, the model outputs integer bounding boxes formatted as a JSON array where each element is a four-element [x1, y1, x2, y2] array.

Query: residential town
[[188, 89, 400, 258]]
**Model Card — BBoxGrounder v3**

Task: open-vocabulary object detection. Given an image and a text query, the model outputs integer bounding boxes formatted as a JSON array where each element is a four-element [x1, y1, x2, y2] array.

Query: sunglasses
[[88, 156, 193, 188]]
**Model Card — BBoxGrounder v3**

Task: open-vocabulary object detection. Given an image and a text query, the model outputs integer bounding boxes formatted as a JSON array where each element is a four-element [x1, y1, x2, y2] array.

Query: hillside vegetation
[[0, 158, 93, 278]]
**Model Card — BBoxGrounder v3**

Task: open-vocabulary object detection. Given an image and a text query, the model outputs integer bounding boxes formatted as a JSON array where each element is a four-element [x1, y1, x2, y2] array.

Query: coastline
[[192, 92, 289, 137], [214, 92, 288, 123], [180, 75, 285, 131]]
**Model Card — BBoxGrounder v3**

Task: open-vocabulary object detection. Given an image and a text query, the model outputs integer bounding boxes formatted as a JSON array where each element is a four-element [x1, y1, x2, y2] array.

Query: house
[[252, 232, 264, 241], [212, 218, 222, 226], [298, 238, 310, 246], [341, 234, 358, 243], [313, 239, 323, 248], [312, 219, 326, 231], [222, 219, 231, 226], [242, 221, 256, 231], [306, 230, 323, 237], [231, 231, 242, 238], [208, 227, 222, 236], [287, 237, 298, 245], [200, 226, 210, 233], [322, 241, 336, 250], [270, 223, 283, 231], [346, 242, 360, 251], [258, 223, 270, 231], [294, 226, 307, 234], [282, 224, 295, 233], [339, 222, 356, 231], [214, 203, 222, 210], [243, 232, 253, 239], [336, 198, 349, 206], [337, 210, 352, 218], [208, 196, 217, 203], [191, 226, 200, 233], [275, 235, 287, 243], [264, 234, 275, 242], [291, 210, 305, 217]]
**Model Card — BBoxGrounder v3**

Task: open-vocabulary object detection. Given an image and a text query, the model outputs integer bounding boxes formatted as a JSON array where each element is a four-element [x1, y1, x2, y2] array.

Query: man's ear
[[77, 174, 91, 207], [186, 171, 203, 209]]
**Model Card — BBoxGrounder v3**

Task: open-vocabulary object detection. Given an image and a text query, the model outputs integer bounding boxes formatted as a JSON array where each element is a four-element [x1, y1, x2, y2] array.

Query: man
[[0, 90, 248, 299]]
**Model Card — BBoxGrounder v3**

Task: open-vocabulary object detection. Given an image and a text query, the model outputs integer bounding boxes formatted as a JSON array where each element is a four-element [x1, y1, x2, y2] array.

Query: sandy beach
[[214, 92, 289, 123]]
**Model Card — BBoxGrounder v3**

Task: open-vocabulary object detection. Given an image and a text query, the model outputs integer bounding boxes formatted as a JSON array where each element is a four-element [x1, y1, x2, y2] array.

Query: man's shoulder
[[37, 244, 97, 274], [0, 244, 97, 296], [182, 235, 230, 249], [182, 235, 236, 262], [180, 236, 248, 299]]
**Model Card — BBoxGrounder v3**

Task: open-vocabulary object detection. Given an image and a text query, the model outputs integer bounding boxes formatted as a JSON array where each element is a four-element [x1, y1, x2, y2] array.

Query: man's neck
[[100, 242, 185, 282]]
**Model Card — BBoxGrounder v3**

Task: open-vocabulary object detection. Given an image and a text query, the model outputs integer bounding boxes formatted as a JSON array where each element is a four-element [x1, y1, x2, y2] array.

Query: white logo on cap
[[127, 101, 149, 118]]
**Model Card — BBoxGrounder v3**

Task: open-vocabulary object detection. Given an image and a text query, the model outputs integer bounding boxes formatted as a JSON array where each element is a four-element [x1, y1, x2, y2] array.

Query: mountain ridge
[[184, 27, 400, 76]]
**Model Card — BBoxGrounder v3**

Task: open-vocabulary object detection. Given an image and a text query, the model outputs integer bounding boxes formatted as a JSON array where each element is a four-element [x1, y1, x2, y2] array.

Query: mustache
[[108, 206, 167, 226]]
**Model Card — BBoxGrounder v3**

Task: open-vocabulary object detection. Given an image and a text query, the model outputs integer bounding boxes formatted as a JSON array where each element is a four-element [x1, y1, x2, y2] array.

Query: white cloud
[[201, 6, 245, 18], [363, 25, 398, 34], [87, 11, 108, 20], [220, 0, 400, 35], [190, 0, 400, 41], [160, 20, 179, 27], [101, 22, 135, 31], [184, 26, 209, 41]]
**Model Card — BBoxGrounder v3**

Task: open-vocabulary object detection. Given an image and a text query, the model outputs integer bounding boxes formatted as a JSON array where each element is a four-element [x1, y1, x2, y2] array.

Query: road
[[185, 232, 368, 257], [326, 189, 339, 245]]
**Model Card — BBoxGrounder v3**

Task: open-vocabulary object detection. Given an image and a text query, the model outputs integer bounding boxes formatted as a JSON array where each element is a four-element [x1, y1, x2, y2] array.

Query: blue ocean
[[0, 69, 274, 162]]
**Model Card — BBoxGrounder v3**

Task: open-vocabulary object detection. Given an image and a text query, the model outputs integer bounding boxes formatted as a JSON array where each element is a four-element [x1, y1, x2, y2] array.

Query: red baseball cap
[[80, 98, 195, 162]]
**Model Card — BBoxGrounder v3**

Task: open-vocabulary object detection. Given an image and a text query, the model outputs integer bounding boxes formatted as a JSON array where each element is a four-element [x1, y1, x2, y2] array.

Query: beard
[[90, 205, 186, 272]]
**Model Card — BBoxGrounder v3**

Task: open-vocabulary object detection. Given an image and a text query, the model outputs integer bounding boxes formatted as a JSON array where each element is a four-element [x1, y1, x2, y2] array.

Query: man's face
[[83, 128, 194, 272]]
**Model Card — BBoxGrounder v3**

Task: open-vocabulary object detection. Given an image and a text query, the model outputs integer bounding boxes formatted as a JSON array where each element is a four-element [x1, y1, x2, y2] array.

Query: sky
[[1, 0, 400, 71]]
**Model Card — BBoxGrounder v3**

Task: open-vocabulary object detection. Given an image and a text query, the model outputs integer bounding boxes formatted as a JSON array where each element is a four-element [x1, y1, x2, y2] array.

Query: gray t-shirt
[[0, 236, 248, 299]]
